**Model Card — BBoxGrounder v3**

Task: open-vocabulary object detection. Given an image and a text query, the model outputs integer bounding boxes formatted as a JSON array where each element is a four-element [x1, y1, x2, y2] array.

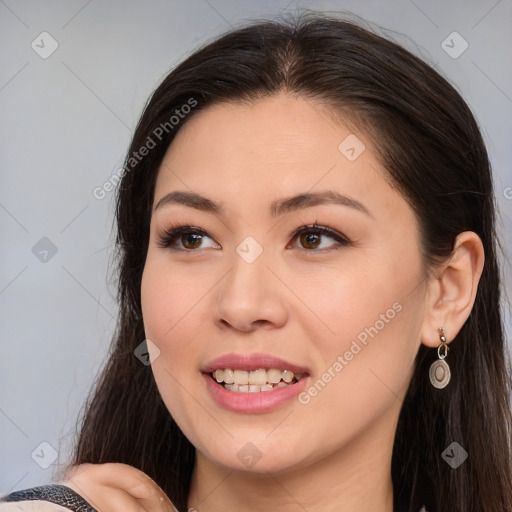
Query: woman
[[1, 12, 511, 512]]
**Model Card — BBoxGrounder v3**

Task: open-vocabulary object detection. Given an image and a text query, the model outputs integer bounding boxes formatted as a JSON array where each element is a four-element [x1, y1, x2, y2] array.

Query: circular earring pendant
[[429, 359, 451, 389]]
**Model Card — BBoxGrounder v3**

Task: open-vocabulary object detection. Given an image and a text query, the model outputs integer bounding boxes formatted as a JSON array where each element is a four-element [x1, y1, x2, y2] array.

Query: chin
[[194, 434, 311, 475]]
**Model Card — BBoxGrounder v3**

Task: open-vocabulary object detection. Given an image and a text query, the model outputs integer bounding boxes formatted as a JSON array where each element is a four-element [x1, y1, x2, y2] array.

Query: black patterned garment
[[1, 484, 428, 511], [0, 484, 97, 511]]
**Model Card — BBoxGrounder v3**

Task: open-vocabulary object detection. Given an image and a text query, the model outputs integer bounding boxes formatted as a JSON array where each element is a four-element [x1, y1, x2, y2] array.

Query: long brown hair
[[65, 12, 512, 512]]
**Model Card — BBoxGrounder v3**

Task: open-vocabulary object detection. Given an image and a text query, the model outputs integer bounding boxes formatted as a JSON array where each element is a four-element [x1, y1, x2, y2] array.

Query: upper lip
[[202, 353, 310, 374]]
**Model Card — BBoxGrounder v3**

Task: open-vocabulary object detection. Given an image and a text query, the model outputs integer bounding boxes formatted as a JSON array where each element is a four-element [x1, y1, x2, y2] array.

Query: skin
[[61, 94, 482, 512], [58, 463, 177, 512]]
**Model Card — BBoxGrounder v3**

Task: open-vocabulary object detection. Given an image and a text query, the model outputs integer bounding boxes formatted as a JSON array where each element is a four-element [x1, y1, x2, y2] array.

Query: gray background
[[1, 0, 511, 493]]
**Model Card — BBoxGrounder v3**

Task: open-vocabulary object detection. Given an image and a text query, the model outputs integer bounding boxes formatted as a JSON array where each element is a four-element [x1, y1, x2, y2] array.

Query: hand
[[58, 462, 178, 512]]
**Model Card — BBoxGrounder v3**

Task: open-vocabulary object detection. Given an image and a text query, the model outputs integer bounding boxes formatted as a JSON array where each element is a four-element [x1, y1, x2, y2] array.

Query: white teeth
[[233, 370, 249, 385], [282, 370, 294, 383], [223, 368, 234, 384], [267, 368, 282, 384], [249, 369, 268, 385], [211, 367, 307, 392], [220, 382, 293, 393]]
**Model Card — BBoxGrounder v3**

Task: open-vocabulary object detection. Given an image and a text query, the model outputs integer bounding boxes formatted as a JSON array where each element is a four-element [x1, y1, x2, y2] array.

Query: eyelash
[[156, 222, 352, 253]]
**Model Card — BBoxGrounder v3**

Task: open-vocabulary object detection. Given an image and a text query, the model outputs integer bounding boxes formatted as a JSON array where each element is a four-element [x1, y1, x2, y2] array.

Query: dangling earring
[[429, 327, 451, 389]]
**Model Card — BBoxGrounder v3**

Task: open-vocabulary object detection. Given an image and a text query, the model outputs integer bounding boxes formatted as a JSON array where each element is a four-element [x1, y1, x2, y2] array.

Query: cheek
[[140, 255, 209, 345], [140, 258, 196, 392], [141, 270, 172, 333], [298, 256, 424, 429], [298, 250, 418, 352], [140, 259, 206, 431]]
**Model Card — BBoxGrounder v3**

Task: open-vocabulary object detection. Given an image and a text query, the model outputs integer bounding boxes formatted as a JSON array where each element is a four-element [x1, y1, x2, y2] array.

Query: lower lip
[[203, 373, 309, 414]]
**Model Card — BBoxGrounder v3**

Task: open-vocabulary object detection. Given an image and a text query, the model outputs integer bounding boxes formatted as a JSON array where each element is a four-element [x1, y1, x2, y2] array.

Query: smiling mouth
[[210, 368, 308, 392]]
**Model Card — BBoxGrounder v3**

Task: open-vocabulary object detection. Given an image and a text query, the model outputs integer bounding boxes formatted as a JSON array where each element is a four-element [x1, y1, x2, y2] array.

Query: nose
[[213, 248, 288, 332]]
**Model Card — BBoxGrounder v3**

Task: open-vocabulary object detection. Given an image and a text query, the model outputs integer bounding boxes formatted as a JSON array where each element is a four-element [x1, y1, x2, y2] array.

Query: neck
[[187, 415, 396, 512]]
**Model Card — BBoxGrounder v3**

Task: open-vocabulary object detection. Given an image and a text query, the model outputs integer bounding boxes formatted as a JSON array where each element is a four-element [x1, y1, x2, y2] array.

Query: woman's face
[[141, 94, 428, 475]]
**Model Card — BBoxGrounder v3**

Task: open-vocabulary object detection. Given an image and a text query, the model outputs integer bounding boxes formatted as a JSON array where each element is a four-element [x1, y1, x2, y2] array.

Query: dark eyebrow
[[153, 190, 371, 217]]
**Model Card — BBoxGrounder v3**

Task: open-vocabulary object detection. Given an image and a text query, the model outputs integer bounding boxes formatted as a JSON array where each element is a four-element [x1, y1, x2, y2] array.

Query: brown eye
[[181, 232, 203, 249], [289, 225, 351, 251], [299, 232, 322, 249], [157, 226, 219, 250]]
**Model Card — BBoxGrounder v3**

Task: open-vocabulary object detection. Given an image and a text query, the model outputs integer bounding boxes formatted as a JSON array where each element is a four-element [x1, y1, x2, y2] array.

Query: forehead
[[153, 94, 404, 221], [160, 95, 353, 168]]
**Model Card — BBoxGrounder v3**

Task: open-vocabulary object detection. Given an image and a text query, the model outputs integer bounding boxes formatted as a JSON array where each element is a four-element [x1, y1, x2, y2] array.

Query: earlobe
[[420, 231, 485, 348]]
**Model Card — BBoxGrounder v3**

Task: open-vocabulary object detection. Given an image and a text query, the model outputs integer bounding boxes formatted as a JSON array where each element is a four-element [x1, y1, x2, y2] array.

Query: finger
[[62, 463, 177, 512], [89, 487, 146, 512], [76, 463, 174, 511], [60, 475, 150, 512]]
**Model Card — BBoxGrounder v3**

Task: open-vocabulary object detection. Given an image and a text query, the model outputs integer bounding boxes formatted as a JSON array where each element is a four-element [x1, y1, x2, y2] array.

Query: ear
[[420, 231, 485, 347]]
